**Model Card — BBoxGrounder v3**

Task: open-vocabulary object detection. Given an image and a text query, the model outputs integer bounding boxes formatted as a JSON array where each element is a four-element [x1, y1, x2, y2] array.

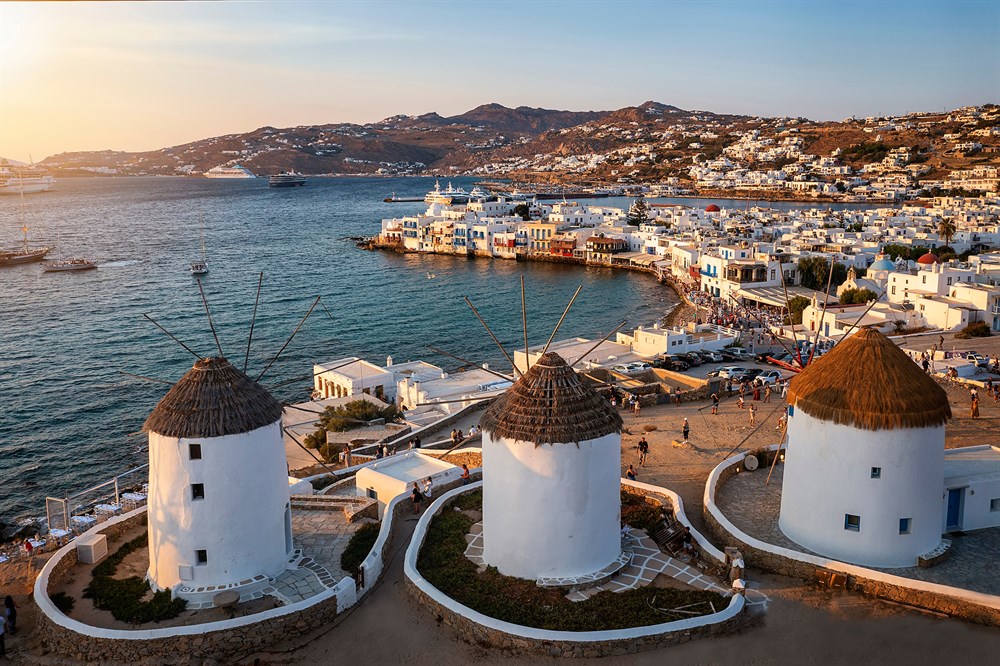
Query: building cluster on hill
[[377, 194, 1000, 339]]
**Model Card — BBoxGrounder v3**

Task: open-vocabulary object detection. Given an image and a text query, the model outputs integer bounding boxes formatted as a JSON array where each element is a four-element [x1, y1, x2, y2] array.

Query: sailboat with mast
[[190, 217, 209, 275], [0, 189, 51, 266]]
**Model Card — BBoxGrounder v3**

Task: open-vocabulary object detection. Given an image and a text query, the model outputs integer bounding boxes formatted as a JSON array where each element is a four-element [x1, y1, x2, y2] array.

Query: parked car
[[653, 354, 689, 371], [719, 349, 741, 361], [753, 352, 773, 363], [677, 352, 703, 367], [966, 352, 988, 367], [741, 368, 764, 381], [612, 362, 651, 375], [697, 350, 724, 363], [717, 366, 747, 379], [753, 370, 783, 386]]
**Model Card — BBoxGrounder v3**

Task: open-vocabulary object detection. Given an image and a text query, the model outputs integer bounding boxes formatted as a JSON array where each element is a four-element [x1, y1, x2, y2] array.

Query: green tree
[[513, 203, 531, 221], [839, 288, 879, 304], [786, 296, 810, 325], [937, 218, 957, 247], [797, 257, 848, 290], [304, 400, 401, 460], [627, 195, 649, 227]]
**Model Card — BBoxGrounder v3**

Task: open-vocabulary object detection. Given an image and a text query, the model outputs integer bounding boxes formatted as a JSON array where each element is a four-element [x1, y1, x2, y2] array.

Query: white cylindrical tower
[[480, 352, 623, 580], [144, 357, 292, 598], [779, 329, 952, 568]]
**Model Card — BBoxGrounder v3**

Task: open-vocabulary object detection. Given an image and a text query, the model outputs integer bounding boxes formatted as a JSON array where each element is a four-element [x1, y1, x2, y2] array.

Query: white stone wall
[[482, 432, 621, 580], [147, 421, 292, 595], [779, 409, 944, 568]]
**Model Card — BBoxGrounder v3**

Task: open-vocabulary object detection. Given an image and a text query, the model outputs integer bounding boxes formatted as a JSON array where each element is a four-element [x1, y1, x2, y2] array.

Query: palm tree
[[937, 217, 957, 247]]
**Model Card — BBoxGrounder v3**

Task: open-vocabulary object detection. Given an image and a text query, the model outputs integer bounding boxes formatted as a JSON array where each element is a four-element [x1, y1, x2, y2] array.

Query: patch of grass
[[340, 522, 381, 572], [621, 491, 663, 533], [450, 487, 483, 511], [50, 591, 76, 614], [642, 424, 658, 432], [82, 532, 187, 624], [417, 493, 725, 631]]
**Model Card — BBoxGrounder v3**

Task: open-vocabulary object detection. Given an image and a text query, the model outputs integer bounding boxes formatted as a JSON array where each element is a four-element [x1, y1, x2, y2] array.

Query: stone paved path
[[293, 508, 363, 580], [566, 528, 731, 601], [716, 464, 1000, 597]]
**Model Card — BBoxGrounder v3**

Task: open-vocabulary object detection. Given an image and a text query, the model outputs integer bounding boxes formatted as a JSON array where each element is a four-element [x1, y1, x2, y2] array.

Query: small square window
[[189, 444, 202, 460], [845, 514, 861, 532], [990, 498, 1000, 512], [196, 549, 208, 565], [899, 518, 911, 534], [871, 467, 881, 479], [191, 483, 205, 501]]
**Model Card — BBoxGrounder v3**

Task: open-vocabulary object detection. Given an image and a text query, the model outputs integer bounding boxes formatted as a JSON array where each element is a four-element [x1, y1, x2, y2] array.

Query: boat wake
[[100, 260, 139, 268]]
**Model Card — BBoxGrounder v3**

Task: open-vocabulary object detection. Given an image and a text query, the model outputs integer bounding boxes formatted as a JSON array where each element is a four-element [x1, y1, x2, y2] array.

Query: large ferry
[[0, 164, 56, 195], [204, 164, 256, 179], [269, 172, 306, 188]]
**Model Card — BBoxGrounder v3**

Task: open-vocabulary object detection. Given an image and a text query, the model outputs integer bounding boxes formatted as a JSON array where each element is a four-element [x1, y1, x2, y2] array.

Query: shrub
[[303, 400, 402, 453], [450, 488, 483, 512], [955, 321, 991, 339], [51, 591, 75, 614], [417, 496, 725, 631], [340, 522, 381, 573], [642, 424, 658, 432], [621, 490, 663, 533], [83, 532, 187, 624]]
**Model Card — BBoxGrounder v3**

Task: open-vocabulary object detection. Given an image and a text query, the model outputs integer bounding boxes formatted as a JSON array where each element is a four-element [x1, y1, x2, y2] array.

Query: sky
[[1, 0, 998, 162]]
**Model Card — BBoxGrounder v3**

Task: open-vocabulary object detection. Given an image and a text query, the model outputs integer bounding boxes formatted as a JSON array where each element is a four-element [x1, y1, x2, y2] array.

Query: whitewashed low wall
[[703, 446, 1000, 626], [404, 482, 746, 657]]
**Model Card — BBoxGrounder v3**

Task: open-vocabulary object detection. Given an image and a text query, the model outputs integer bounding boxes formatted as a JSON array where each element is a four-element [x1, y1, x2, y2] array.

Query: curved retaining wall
[[703, 446, 1000, 626], [404, 482, 746, 658], [33, 469, 432, 663]]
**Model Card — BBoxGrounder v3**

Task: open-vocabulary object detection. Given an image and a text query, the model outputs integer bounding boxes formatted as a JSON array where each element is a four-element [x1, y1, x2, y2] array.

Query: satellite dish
[[744, 454, 759, 471]]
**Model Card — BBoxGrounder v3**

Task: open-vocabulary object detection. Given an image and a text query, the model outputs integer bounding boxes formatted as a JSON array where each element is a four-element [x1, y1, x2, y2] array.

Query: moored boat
[[43, 258, 97, 272]]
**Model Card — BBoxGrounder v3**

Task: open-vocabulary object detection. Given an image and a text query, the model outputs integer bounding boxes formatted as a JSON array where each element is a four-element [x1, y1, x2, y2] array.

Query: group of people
[[410, 464, 474, 514], [0, 596, 17, 658], [609, 391, 643, 415]]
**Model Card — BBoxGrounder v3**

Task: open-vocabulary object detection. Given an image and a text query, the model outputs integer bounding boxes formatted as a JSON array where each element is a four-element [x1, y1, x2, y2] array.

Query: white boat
[[43, 258, 97, 272], [190, 217, 209, 275], [424, 179, 470, 205], [0, 163, 56, 195], [204, 164, 256, 179]]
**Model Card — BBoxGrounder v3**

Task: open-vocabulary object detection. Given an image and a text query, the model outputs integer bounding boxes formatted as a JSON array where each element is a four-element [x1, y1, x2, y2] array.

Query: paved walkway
[[716, 464, 1000, 597], [293, 508, 362, 579]]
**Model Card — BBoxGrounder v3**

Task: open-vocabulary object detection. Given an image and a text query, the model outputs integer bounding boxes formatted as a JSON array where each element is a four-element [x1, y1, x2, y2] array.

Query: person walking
[[711, 392, 720, 415], [682, 418, 690, 441], [637, 437, 649, 466], [625, 464, 637, 481], [460, 464, 471, 485], [633, 399, 641, 416], [764, 385, 771, 403], [971, 396, 980, 419], [411, 482, 425, 515], [738, 394, 745, 410], [749, 403, 757, 427]]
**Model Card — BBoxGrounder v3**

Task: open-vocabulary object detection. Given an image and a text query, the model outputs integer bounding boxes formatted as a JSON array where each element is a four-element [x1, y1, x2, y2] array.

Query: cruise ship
[[204, 164, 256, 179], [0, 164, 56, 195]]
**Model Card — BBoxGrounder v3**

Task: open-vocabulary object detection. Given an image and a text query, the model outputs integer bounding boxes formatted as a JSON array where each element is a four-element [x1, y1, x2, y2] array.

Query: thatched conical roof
[[480, 351, 622, 445], [787, 328, 951, 431], [143, 357, 283, 439]]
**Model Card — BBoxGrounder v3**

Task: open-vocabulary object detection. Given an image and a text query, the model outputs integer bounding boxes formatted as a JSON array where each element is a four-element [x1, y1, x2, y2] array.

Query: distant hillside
[[37, 101, 999, 199]]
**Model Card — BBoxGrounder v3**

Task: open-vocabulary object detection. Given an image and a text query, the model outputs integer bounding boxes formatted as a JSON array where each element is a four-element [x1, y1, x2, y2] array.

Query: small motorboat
[[43, 258, 97, 272]]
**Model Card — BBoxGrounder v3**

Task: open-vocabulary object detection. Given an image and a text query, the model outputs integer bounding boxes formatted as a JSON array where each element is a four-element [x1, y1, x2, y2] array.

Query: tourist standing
[[764, 385, 771, 404], [637, 437, 649, 466], [682, 418, 690, 441], [343, 444, 352, 469], [0, 605, 6, 658], [633, 399, 641, 416], [711, 393, 720, 415], [626, 464, 637, 481], [411, 482, 424, 514], [749, 403, 757, 427], [781, 381, 788, 399], [423, 476, 434, 499], [460, 464, 471, 485], [971, 396, 980, 419]]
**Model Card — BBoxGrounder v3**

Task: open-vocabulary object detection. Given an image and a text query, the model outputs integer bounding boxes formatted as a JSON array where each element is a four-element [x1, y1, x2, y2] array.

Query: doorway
[[946, 488, 964, 531]]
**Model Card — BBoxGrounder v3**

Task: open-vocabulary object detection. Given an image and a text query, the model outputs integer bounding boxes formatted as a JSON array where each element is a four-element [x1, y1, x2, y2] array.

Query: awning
[[736, 285, 839, 308]]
